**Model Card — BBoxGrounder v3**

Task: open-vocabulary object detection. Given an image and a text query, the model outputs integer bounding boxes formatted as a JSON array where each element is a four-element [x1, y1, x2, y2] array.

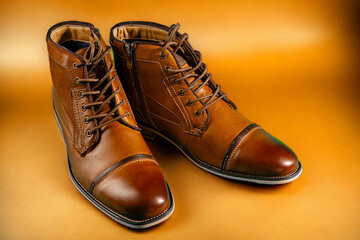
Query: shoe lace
[[160, 23, 227, 116], [73, 39, 129, 136]]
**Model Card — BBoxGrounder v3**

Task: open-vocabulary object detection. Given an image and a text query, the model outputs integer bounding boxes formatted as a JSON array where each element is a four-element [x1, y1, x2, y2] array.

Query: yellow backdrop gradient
[[0, 0, 359, 239]]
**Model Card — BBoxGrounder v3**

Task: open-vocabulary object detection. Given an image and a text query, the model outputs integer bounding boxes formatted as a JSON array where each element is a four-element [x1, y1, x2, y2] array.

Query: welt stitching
[[92, 159, 157, 192], [225, 165, 300, 179], [226, 126, 260, 170], [136, 58, 191, 131]]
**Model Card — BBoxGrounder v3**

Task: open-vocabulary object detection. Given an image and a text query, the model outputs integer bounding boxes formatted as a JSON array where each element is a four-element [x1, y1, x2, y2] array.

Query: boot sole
[[54, 110, 175, 229], [140, 124, 302, 185]]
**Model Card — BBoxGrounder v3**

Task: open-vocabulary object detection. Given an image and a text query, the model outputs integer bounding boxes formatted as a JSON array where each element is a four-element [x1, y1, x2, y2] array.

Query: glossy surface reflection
[[0, 0, 359, 239]]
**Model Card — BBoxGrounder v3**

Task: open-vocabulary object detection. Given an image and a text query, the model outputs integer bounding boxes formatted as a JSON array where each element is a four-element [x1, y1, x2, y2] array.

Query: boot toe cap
[[92, 159, 172, 221], [226, 127, 299, 178]]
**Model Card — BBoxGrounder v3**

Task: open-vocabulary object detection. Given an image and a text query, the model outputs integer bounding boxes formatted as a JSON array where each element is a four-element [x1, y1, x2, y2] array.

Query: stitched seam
[[225, 165, 300, 179], [49, 56, 76, 133], [149, 111, 181, 126], [133, 55, 158, 129], [136, 58, 191, 131], [52, 89, 75, 144], [226, 126, 260, 170], [123, 37, 161, 42], [71, 88, 87, 152], [92, 159, 157, 192], [165, 76, 204, 132], [144, 91, 183, 128], [143, 125, 300, 179], [71, 169, 170, 223], [115, 54, 147, 124], [49, 54, 75, 87]]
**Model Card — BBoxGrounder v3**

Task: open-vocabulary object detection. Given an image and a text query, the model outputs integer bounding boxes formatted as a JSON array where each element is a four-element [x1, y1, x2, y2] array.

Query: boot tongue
[[172, 51, 196, 84], [75, 46, 88, 56], [173, 51, 187, 68]]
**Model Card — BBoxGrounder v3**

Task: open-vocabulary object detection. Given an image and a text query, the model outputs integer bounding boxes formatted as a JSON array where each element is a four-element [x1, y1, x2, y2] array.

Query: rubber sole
[[140, 124, 302, 185], [54, 110, 174, 229]]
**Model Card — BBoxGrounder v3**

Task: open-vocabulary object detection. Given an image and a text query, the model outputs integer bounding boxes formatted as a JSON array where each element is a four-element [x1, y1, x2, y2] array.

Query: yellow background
[[0, 0, 359, 239]]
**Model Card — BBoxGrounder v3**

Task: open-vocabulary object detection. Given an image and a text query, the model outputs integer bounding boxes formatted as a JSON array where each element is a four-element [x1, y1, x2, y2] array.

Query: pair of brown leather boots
[[47, 21, 302, 229]]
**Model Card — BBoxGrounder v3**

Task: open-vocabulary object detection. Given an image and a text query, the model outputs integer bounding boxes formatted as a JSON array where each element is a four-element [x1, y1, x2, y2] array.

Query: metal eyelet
[[86, 130, 93, 137], [195, 110, 203, 117], [186, 99, 194, 106], [125, 111, 130, 117], [73, 62, 78, 69], [75, 77, 80, 84], [165, 66, 172, 71], [160, 53, 167, 59], [178, 89, 186, 96], [84, 117, 89, 124], [81, 104, 87, 111], [79, 91, 84, 97], [172, 79, 180, 84]]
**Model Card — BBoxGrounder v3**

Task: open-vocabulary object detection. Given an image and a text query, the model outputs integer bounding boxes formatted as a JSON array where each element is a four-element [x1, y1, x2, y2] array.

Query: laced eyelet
[[75, 77, 80, 84], [165, 66, 172, 71], [172, 79, 180, 84], [81, 104, 87, 111], [84, 117, 89, 124], [73, 62, 78, 69], [79, 91, 84, 98], [186, 99, 194, 106], [160, 53, 167, 59], [125, 111, 130, 117], [178, 89, 186, 96], [195, 110, 203, 117], [86, 130, 93, 137]]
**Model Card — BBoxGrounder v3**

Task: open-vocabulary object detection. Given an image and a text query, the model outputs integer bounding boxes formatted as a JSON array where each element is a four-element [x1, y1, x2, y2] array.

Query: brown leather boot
[[46, 21, 174, 229], [110, 22, 302, 184]]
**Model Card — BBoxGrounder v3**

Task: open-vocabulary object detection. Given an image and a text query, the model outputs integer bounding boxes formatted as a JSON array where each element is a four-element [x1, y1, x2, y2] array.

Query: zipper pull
[[124, 42, 133, 70]]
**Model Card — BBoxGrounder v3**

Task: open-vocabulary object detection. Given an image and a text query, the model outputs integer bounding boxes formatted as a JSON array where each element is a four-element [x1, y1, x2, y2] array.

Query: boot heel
[[141, 127, 157, 140]]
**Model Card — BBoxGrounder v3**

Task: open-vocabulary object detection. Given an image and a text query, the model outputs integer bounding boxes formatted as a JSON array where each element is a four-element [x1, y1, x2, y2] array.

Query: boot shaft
[[47, 21, 138, 154]]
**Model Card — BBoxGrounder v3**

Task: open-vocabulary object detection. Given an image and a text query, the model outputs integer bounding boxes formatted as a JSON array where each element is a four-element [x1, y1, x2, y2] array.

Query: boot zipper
[[124, 42, 133, 70], [123, 42, 153, 127]]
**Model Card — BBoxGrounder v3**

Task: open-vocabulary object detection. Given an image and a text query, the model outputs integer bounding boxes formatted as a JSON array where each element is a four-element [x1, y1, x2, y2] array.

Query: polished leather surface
[[47, 21, 171, 222], [2, 0, 360, 239], [110, 22, 300, 179]]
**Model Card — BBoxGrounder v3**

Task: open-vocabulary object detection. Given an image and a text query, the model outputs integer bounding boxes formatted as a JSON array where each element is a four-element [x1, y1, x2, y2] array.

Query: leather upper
[[110, 21, 299, 178], [47, 21, 171, 221]]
